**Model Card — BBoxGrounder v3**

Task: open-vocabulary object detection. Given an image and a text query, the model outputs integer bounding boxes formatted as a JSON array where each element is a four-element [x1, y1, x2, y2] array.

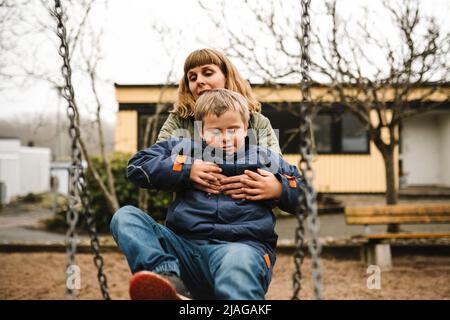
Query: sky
[[0, 0, 449, 123]]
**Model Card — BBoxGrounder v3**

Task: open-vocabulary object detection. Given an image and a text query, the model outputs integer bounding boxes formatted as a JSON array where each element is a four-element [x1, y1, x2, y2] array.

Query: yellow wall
[[282, 109, 399, 193], [115, 111, 137, 154], [284, 142, 399, 193], [116, 86, 178, 103]]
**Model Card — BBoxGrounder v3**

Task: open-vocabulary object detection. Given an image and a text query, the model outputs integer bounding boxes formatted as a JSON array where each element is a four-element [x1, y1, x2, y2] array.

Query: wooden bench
[[345, 203, 450, 270]]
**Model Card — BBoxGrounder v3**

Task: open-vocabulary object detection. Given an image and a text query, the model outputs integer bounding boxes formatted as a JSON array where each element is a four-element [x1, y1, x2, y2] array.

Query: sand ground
[[1, 252, 449, 300]]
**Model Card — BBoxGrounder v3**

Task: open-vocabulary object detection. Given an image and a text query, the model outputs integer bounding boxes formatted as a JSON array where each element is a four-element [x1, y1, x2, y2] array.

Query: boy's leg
[[110, 205, 212, 298], [110, 205, 181, 275], [204, 243, 272, 300]]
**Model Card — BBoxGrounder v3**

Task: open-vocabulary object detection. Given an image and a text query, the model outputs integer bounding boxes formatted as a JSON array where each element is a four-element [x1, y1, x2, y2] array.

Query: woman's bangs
[[184, 50, 223, 73]]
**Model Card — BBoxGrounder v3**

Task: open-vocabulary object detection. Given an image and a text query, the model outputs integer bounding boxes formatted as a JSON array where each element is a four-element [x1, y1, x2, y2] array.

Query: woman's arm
[[156, 113, 184, 143], [251, 113, 282, 155]]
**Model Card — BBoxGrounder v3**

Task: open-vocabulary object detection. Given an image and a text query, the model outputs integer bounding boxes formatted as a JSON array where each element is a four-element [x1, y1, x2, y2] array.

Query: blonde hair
[[173, 48, 261, 118], [194, 89, 250, 125]]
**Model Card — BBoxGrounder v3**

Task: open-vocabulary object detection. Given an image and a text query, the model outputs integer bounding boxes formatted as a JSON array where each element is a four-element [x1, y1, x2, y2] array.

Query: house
[[0, 137, 51, 204], [401, 109, 450, 188], [113, 84, 450, 193]]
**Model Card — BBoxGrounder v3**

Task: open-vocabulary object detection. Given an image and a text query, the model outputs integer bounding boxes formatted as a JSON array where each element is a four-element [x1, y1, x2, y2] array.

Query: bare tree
[[138, 22, 182, 211], [1, 0, 121, 213], [199, 0, 450, 231], [49, 0, 121, 212], [312, 1, 449, 210], [0, 0, 36, 89], [79, 20, 120, 212]]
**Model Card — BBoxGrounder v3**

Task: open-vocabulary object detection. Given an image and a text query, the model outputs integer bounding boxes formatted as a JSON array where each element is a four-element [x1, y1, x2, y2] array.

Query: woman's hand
[[189, 160, 222, 194], [240, 169, 282, 201]]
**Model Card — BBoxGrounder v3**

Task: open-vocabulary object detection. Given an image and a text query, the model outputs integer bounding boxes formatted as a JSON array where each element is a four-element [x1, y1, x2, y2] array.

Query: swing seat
[[129, 271, 191, 300]]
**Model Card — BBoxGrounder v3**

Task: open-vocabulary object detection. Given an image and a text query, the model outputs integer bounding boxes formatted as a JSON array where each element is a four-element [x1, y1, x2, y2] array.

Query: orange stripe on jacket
[[172, 155, 187, 172], [264, 254, 271, 269], [283, 174, 297, 188]]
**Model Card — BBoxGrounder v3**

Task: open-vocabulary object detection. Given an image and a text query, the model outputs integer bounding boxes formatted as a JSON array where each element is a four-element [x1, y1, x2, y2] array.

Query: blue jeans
[[110, 205, 272, 300]]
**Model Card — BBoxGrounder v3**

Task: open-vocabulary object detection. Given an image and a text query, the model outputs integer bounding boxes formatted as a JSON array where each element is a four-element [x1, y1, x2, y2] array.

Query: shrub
[[45, 153, 171, 233]]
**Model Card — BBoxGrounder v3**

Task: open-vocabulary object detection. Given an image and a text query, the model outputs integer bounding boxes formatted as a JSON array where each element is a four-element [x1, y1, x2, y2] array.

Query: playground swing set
[[52, 0, 323, 300]]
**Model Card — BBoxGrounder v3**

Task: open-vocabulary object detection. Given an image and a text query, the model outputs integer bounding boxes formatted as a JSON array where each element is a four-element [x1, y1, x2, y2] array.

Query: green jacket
[[156, 112, 282, 155]]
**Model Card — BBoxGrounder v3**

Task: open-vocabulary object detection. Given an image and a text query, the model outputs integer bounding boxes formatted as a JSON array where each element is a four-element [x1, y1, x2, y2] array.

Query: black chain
[[292, 0, 323, 300], [53, 0, 110, 300]]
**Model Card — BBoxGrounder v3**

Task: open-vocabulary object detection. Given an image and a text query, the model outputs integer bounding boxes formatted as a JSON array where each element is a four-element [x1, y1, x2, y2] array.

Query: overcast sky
[[0, 0, 448, 123]]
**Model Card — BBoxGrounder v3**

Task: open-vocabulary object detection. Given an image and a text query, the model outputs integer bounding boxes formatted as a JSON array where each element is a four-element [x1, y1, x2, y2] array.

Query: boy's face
[[201, 110, 248, 154]]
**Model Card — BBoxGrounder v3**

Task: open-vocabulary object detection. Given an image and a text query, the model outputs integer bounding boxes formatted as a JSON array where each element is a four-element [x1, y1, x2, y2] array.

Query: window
[[341, 113, 369, 153], [261, 103, 369, 154], [314, 114, 333, 153], [313, 111, 369, 154], [260, 103, 300, 154]]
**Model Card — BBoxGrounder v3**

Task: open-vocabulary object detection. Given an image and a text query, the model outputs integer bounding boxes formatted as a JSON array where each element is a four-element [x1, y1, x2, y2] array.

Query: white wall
[[0, 139, 21, 203], [0, 153, 21, 203], [0, 138, 51, 203], [50, 162, 70, 195], [440, 113, 450, 186], [19, 147, 51, 195], [50, 161, 88, 196], [402, 111, 450, 187]]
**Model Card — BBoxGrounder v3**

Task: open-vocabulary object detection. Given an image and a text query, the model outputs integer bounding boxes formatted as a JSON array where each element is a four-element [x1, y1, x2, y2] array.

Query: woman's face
[[187, 64, 226, 100]]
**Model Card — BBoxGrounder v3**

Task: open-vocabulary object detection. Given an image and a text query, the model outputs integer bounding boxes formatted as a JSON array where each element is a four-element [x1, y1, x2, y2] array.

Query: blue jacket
[[127, 137, 304, 262]]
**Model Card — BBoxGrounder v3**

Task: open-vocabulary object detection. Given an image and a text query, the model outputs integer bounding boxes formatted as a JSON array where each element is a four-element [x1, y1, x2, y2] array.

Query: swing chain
[[292, 0, 323, 300], [53, 0, 110, 300], [66, 163, 80, 299], [292, 195, 306, 299]]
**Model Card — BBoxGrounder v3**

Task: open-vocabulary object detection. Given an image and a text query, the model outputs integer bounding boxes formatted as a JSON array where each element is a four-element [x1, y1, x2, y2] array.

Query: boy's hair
[[194, 88, 250, 125], [173, 48, 261, 118]]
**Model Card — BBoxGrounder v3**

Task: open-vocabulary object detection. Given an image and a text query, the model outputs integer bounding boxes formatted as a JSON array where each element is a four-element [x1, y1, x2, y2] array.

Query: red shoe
[[129, 271, 190, 300]]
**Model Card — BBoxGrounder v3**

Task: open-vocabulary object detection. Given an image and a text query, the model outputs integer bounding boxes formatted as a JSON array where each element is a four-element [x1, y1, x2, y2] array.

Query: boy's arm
[[127, 138, 193, 191], [274, 161, 305, 215], [259, 149, 304, 215]]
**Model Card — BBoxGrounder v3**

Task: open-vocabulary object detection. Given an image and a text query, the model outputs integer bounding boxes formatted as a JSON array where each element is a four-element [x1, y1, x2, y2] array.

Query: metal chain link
[[292, 0, 323, 300], [66, 163, 80, 299], [53, 0, 110, 300]]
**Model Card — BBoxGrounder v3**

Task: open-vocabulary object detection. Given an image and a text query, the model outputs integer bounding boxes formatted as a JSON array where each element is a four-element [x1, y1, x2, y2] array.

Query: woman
[[157, 48, 282, 200], [112, 49, 288, 299]]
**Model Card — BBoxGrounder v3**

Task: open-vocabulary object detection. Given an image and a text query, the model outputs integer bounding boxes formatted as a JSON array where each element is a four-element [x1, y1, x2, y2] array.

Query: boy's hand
[[189, 159, 222, 194], [239, 169, 282, 201], [220, 174, 248, 197]]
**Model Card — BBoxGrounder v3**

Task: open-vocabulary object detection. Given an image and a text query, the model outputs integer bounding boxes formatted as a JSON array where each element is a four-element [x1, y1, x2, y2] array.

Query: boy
[[111, 89, 303, 300]]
